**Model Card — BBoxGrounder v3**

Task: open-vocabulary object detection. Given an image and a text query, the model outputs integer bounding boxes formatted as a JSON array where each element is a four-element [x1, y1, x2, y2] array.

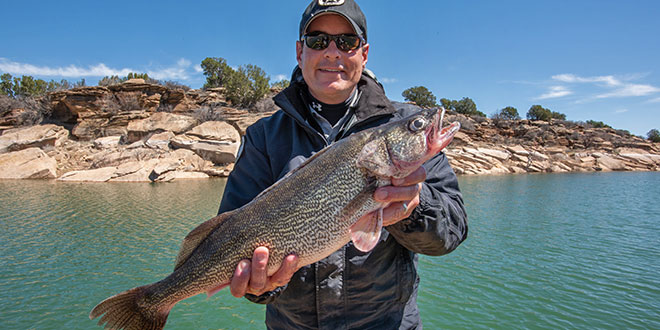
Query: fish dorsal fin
[[174, 211, 232, 271], [253, 145, 333, 200]]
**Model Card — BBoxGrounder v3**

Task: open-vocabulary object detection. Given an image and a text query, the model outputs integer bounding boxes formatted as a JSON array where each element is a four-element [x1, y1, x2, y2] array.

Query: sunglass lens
[[337, 35, 360, 51], [305, 35, 328, 50]]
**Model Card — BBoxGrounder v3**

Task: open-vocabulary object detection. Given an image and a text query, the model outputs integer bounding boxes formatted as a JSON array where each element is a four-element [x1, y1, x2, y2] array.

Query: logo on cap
[[318, 0, 345, 6]]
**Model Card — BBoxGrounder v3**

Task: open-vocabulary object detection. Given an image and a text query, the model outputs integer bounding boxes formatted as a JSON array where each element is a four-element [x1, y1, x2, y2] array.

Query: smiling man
[[218, 1, 468, 329]]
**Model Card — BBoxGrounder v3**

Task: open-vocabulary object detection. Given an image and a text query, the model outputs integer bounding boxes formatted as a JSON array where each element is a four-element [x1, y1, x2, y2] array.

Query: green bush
[[441, 97, 485, 117], [648, 129, 660, 142], [491, 106, 520, 120], [402, 86, 437, 108]]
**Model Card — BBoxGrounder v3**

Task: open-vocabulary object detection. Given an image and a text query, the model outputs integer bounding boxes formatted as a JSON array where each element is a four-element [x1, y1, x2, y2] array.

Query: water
[[0, 172, 659, 329]]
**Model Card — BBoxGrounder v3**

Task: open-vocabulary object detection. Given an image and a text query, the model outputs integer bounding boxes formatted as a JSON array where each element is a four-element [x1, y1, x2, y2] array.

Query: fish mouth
[[427, 107, 460, 154]]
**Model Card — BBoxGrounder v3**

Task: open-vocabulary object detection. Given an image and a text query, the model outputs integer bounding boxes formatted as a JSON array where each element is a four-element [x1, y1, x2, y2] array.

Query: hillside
[[1, 80, 658, 181]]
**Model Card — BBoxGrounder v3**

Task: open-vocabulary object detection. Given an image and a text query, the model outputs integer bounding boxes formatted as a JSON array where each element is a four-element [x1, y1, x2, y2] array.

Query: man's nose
[[323, 40, 342, 58]]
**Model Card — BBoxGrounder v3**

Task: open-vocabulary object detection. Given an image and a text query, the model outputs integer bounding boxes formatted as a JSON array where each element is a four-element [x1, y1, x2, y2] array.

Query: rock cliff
[[0, 80, 658, 181]]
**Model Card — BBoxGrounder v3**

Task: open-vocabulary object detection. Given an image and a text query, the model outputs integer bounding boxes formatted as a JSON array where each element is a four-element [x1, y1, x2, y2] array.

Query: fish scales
[[89, 108, 460, 330]]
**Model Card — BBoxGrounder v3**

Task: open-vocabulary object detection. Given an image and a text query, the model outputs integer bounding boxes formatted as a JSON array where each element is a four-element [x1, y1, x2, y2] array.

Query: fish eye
[[408, 117, 427, 131]]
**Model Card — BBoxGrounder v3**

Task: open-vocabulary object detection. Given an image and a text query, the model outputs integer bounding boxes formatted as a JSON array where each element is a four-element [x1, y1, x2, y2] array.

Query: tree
[[201, 57, 232, 89], [491, 106, 520, 120], [527, 104, 552, 121], [551, 111, 566, 120], [648, 129, 660, 142], [223, 64, 270, 108], [586, 120, 611, 129], [271, 79, 290, 90], [402, 86, 437, 108], [439, 98, 452, 110], [1, 73, 14, 96]]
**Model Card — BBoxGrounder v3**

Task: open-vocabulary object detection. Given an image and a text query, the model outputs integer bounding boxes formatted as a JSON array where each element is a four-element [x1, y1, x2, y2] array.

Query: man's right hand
[[230, 246, 299, 298]]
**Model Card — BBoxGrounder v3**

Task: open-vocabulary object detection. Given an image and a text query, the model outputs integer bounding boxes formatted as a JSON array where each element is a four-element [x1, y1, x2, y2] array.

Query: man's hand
[[373, 166, 426, 226], [230, 247, 299, 298]]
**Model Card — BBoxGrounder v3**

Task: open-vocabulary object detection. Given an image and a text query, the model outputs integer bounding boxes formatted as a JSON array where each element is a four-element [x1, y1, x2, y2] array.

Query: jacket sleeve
[[218, 124, 274, 215], [217, 123, 287, 305], [385, 151, 468, 256]]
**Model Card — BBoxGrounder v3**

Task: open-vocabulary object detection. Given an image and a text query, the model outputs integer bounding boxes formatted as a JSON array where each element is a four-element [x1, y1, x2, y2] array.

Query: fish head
[[357, 107, 460, 178]]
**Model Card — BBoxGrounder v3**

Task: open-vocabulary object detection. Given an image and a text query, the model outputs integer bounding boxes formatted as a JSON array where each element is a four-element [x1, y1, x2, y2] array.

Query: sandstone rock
[[0, 124, 69, 153], [187, 121, 240, 142], [478, 147, 510, 161], [110, 159, 160, 182], [72, 111, 149, 140], [153, 171, 210, 182], [596, 155, 627, 171], [0, 148, 58, 179], [170, 122, 241, 165], [505, 145, 529, 156], [127, 112, 197, 143], [58, 166, 118, 182], [145, 131, 175, 150], [94, 136, 122, 149]]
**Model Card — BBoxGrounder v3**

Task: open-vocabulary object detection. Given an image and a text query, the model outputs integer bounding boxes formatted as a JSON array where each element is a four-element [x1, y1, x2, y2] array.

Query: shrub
[[648, 129, 660, 142], [402, 86, 437, 108], [193, 106, 227, 122], [491, 106, 520, 120], [224, 64, 270, 108]]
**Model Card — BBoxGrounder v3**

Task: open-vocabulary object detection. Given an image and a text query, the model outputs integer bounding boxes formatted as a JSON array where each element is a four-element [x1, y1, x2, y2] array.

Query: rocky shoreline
[[1, 80, 658, 182]]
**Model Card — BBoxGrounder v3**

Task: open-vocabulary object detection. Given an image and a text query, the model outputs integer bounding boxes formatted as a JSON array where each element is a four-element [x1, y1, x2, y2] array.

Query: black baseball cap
[[299, 0, 367, 41]]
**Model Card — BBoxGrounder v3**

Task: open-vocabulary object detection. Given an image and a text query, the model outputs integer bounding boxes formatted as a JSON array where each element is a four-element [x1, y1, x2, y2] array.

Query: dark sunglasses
[[302, 33, 364, 52]]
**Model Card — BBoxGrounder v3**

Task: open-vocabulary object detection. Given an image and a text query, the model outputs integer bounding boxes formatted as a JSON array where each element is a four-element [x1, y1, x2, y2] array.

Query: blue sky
[[1, 0, 659, 136]]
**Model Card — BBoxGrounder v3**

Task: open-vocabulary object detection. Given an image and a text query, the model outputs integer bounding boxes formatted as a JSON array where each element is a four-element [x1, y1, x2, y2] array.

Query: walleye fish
[[90, 108, 460, 330]]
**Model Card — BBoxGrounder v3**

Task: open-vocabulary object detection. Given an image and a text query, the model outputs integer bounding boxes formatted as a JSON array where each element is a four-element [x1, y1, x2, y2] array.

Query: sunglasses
[[302, 33, 364, 52]]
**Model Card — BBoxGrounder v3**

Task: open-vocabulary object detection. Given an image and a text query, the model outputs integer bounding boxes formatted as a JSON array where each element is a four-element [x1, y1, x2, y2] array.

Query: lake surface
[[1, 172, 658, 329]]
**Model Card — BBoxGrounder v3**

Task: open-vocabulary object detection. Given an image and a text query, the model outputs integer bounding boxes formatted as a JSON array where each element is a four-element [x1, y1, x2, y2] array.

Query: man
[[218, 1, 468, 329]]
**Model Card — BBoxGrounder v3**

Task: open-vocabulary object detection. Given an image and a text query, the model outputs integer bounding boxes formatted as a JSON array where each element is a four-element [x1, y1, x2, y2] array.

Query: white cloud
[[552, 73, 660, 99], [535, 85, 572, 100], [0, 57, 134, 77], [614, 109, 629, 114], [380, 77, 397, 84], [273, 74, 288, 82], [648, 97, 660, 103], [0, 57, 199, 81]]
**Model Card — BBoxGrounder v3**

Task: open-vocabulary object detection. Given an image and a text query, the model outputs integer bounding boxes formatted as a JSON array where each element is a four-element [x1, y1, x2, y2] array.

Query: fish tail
[[89, 284, 170, 330]]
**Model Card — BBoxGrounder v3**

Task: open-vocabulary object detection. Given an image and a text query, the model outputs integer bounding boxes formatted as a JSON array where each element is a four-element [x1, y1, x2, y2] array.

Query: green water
[[1, 172, 659, 329]]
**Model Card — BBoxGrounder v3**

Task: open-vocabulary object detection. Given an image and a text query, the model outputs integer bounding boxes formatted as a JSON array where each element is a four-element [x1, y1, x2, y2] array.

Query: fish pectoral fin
[[206, 282, 230, 298], [174, 211, 233, 271], [357, 138, 396, 177], [349, 208, 383, 252]]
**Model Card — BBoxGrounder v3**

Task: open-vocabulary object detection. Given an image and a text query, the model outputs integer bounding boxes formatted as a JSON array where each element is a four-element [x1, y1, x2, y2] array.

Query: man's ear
[[361, 43, 369, 69], [296, 41, 304, 67]]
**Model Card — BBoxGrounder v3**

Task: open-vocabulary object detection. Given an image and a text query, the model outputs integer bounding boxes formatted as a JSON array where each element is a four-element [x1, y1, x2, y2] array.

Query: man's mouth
[[319, 68, 343, 73]]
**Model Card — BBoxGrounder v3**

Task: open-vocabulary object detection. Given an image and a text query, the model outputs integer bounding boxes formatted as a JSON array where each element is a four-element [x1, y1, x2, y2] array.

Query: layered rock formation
[[0, 80, 658, 181]]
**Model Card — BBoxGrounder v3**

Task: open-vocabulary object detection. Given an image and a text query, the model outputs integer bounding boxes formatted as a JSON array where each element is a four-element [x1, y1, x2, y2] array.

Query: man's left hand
[[373, 166, 426, 226]]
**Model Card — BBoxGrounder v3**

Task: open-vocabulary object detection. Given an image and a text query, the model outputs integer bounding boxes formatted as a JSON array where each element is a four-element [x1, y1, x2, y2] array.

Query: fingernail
[[375, 190, 388, 200]]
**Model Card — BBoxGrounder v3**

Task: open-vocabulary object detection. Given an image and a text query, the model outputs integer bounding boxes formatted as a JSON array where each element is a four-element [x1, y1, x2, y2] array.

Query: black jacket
[[218, 68, 468, 330]]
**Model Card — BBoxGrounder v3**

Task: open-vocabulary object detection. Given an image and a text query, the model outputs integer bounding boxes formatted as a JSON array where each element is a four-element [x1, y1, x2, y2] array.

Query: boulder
[[596, 155, 627, 171], [127, 112, 197, 143], [477, 147, 510, 161], [170, 121, 241, 164], [145, 131, 175, 150], [153, 171, 210, 182], [0, 147, 58, 179], [110, 159, 161, 182], [58, 167, 118, 182], [94, 136, 122, 149], [0, 124, 69, 153]]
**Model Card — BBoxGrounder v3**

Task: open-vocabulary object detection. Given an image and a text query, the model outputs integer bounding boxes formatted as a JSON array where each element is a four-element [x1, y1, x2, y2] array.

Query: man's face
[[297, 14, 369, 104]]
